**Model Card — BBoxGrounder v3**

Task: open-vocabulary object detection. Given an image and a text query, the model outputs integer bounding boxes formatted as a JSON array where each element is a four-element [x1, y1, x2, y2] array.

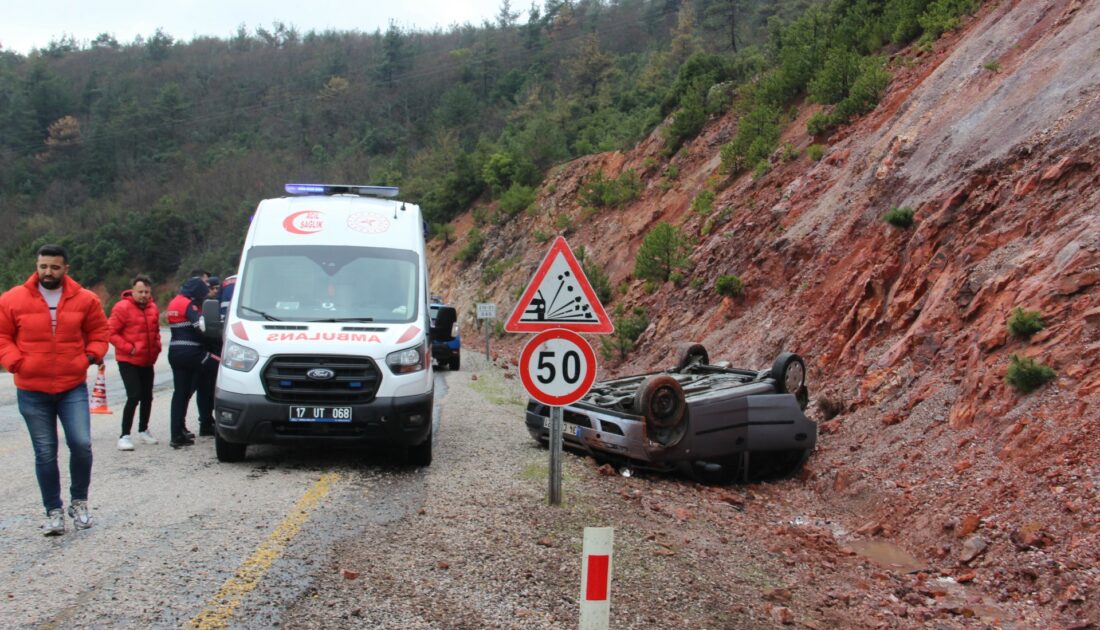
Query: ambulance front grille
[[262, 355, 381, 404]]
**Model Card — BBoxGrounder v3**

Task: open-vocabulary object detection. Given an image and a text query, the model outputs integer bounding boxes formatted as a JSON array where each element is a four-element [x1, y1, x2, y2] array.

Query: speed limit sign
[[519, 329, 597, 406]]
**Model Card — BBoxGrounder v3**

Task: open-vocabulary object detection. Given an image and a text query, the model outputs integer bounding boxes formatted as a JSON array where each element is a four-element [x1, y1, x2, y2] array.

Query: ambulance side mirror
[[430, 306, 457, 342], [202, 299, 223, 339]]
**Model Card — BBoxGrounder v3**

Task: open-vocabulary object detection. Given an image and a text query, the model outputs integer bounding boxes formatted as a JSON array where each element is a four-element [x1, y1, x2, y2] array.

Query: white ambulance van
[[205, 183, 445, 465]]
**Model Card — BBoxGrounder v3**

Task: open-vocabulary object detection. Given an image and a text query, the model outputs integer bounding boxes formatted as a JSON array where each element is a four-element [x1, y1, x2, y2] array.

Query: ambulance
[[204, 184, 448, 465]]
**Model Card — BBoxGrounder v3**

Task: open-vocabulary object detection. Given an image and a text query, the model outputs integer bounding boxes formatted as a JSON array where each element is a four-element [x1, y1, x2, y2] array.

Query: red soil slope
[[430, 0, 1098, 625]]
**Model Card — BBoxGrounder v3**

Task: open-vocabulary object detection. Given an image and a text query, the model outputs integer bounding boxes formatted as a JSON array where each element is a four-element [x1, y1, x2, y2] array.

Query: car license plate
[[288, 406, 353, 423], [543, 417, 579, 436]]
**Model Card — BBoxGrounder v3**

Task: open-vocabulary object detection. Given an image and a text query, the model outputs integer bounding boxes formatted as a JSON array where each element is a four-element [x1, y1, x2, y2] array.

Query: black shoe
[[199, 424, 215, 437], [182, 430, 196, 440], [170, 436, 195, 448]]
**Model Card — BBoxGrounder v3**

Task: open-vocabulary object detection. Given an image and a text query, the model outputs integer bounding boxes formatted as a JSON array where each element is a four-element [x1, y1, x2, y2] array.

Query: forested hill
[[0, 0, 975, 296]]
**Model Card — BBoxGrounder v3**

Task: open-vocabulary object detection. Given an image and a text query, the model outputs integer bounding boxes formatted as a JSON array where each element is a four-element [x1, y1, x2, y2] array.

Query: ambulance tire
[[215, 432, 247, 463]]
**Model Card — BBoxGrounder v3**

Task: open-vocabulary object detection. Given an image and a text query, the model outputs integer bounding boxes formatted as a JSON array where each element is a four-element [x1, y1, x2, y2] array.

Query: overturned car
[[524, 344, 817, 483]]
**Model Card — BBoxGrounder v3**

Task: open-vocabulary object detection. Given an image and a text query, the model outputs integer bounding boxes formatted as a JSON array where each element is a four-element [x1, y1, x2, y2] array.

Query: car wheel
[[634, 375, 688, 446], [674, 343, 709, 371], [408, 429, 433, 466], [449, 356, 460, 370], [215, 433, 247, 463], [770, 352, 806, 394]]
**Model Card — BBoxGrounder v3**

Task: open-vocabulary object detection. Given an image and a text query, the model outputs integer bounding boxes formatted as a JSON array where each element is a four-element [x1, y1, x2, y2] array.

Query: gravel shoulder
[[284, 354, 812, 630]]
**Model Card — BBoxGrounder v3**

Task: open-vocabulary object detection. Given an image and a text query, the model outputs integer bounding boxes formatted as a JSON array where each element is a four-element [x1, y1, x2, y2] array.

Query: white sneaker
[[137, 431, 158, 445], [68, 500, 93, 530], [43, 508, 65, 536], [117, 435, 134, 451]]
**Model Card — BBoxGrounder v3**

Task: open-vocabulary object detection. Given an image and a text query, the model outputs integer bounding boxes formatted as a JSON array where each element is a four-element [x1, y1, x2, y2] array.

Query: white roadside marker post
[[579, 526, 614, 630]]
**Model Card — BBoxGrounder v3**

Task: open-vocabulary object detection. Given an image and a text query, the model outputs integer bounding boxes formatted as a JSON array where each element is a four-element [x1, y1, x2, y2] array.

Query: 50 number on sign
[[536, 349, 584, 385], [519, 329, 597, 407]]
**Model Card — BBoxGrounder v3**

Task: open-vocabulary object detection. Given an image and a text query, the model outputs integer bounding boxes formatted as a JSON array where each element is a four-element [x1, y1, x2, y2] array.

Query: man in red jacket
[[108, 275, 162, 450], [0, 244, 109, 536]]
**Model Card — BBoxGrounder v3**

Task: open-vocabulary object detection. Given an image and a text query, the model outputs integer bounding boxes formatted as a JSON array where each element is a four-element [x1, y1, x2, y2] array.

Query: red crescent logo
[[282, 211, 324, 234]]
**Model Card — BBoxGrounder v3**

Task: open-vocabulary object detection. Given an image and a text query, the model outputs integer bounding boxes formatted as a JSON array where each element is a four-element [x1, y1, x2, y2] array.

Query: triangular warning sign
[[505, 236, 614, 334]]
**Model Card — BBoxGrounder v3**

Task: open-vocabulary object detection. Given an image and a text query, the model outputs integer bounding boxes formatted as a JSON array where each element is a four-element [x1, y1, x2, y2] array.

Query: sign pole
[[484, 318, 491, 360], [549, 405, 563, 505]]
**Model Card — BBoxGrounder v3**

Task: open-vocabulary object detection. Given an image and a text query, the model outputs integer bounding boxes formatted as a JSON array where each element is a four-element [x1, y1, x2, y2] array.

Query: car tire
[[770, 352, 806, 394], [215, 432, 247, 463], [634, 375, 687, 447], [674, 343, 709, 371], [408, 430, 433, 467], [449, 356, 460, 371]]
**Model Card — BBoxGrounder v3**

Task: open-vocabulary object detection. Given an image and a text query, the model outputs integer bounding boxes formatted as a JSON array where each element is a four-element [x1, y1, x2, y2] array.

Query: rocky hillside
[[430, 0, 1098, 625]]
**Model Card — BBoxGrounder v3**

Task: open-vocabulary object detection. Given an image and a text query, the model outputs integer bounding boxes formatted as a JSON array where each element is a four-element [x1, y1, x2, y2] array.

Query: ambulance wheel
[[215, 433, 247, 463], [408, 429, 433, 467]]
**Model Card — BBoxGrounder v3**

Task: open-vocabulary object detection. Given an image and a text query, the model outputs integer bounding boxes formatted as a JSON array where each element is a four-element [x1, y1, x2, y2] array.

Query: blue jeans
[[18, 384, 93, 513]]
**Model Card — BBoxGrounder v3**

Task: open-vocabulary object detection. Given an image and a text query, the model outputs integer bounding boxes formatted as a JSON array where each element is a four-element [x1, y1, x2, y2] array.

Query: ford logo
[[306, 368, 336, 381]]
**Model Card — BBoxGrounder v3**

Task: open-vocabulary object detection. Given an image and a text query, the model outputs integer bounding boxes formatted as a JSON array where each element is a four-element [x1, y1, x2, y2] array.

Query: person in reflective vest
[[165, 277, 210, 448]]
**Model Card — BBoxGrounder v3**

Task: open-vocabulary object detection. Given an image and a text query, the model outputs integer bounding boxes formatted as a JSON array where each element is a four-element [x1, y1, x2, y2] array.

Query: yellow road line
[[187, 472, 341, 630]]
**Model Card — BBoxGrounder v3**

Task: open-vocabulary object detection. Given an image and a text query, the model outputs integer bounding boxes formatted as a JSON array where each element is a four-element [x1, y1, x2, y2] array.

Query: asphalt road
[[0, 330, 442, 629]]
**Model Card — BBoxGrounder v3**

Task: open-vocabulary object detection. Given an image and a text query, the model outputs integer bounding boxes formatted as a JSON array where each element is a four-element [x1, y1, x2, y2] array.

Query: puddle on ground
[[847, 539, 927, 573]]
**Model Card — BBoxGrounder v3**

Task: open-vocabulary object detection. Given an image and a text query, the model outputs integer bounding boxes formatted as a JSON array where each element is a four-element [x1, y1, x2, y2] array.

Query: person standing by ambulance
[[108, 275, 162, 450], [196, 275, 221, 436], [0, 244, 109, 535], [165, 277, 210, 448]]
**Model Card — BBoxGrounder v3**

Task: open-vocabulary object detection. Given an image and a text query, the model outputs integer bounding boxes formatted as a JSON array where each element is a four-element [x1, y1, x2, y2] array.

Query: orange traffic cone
[[89, 364, 112, 414]]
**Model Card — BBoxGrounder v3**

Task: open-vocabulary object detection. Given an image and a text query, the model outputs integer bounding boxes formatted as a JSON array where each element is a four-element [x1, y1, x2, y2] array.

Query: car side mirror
[[202, 298, 223, 339], [430, 306, 457, 342]]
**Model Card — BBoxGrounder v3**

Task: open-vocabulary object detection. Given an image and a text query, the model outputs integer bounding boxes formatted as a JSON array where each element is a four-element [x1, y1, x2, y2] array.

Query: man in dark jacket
[[108, 275, 162, 450], [166, 277, 210, 448], [196, 275, 221, 436], [0, 244, 109, 536]]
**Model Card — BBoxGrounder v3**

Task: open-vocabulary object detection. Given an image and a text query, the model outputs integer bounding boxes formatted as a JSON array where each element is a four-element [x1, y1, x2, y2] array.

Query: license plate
[[543, 417, 579, 436], [288, 406, 353, 423]]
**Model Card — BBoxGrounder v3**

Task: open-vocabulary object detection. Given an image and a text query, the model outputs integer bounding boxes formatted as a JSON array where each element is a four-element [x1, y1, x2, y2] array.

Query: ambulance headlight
[[386, 341, 427, 374], [223, 341, 260, 372]]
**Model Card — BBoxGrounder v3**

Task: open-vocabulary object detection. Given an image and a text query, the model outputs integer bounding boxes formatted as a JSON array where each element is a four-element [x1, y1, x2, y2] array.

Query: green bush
[[554, 214, 573, 234], [663, 82, 708, 154], [882, 206, 915, 228], [1005, 354, 1056, 393], [919, 0, 978, 42], [456, 228, 485, 263], [580, 170, 642, 209], [599, 306, 649, 361], [575, 245, 613, 305], [1006, 307, 1045, 339], [691, 190, 715, 215], [715, 274, 745, 297], [807, 144, 826, 162], [498, 184, 536, 218], [720, 103, 781, 173], [634, 222, 690, 283], [431, 222, 455, 244], [807, 111, 835, 136]]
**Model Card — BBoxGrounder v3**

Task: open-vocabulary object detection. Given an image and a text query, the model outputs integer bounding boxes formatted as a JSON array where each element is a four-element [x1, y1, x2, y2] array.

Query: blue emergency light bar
[[284, 183, 400, 198]]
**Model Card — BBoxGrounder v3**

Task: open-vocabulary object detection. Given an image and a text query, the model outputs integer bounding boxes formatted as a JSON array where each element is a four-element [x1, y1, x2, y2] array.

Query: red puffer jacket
[[0, 273, 109, 394], [109, 289, 162, 367]]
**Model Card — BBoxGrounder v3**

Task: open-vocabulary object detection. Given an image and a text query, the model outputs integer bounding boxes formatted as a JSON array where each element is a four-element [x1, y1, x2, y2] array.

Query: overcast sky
[[1, 0, 511, 54]]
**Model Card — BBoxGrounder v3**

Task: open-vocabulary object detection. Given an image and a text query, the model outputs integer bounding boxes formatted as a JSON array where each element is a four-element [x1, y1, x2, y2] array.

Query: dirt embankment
[[429, 1, 1099, 626]]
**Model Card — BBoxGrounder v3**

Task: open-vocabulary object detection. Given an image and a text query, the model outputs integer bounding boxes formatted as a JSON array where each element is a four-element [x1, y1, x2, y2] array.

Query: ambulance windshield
[[236, 245, 419, 323]]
